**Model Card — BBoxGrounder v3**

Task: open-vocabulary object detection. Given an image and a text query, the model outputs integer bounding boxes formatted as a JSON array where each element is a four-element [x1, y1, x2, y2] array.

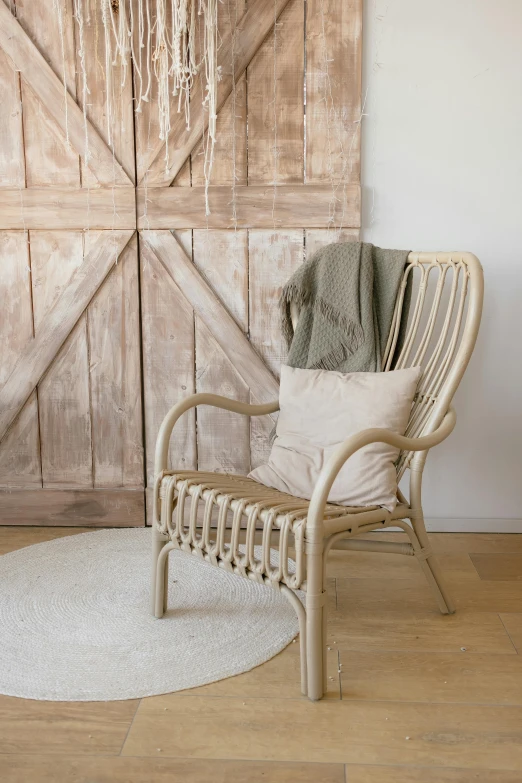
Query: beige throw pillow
[[248, 365, 421, 512]]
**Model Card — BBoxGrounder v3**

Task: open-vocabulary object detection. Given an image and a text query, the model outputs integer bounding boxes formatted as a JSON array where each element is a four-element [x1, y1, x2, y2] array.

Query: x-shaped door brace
[[0, 0, 360, 444]]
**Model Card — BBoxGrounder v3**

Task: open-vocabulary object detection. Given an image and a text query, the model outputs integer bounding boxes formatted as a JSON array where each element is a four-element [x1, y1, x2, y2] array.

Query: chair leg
[[154, 543, 174, 618], [281, 586, 307, 696], [305, 539, 326, 701], [151, 527, 169, 616], [409, 468, 455, 615]]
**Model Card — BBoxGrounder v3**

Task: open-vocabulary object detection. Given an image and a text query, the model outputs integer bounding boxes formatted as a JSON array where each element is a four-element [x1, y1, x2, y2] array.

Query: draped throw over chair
[[151, 252, 484, 701]]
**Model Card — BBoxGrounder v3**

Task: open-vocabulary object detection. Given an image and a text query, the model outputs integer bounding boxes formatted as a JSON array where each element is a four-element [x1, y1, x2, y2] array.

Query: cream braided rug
[[0, 529, 299, 701]]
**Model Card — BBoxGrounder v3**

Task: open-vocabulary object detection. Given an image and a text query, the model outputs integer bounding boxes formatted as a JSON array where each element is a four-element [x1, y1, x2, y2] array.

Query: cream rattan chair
[[151, 252, 483, 701]]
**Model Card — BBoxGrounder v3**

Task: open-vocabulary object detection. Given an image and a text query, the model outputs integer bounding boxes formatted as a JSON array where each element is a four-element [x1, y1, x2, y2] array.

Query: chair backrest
[[384, 252, 483, 478]]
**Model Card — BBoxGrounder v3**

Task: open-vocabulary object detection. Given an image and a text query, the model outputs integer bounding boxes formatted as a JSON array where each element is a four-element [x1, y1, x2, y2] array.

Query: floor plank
[[0, 755, 344, 783], [345, 765, 522, 782], [122, 694, 522, 769], [326, 550, 480, 581], [328, 609, 515, 654], [0, 526, 92, 555], [334, 576, 522, 614], [0, 696, 138, 755], [192, 639, 341, 699], [499, 614, 522, 651], [339, 651, 522, 704], [470, 554, 522, 581]]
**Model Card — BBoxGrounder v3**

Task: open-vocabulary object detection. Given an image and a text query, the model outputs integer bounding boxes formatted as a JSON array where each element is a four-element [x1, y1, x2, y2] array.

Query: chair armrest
[[154, 393, 279, 474], [307, 407, 457, 531]]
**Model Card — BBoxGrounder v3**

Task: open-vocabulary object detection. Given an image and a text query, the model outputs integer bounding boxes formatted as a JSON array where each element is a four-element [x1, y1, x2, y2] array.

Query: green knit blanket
[[280, 242, 411, 373]]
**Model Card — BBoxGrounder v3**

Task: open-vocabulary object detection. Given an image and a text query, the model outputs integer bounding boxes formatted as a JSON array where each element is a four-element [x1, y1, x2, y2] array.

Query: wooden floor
[[1, 527, 522, 782]]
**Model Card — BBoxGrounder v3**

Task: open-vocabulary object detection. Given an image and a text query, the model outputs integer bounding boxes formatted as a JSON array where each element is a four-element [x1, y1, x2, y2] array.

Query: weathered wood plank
[[0, 232, 41, 488], [140, 239, 196, 484], [31, 231, 92, 488], [141, 0, 293, 186], [143, 230, 279, 403], [195, 318, 251, 474], [0, 49, 24, 186], [306, 0, 363, 184], [137, 184, 360, 229], [0, 1, 131, 186], [0, 188, 136, 230], [15, 0, 81, 187], [0, 489, 144, 526], [247, 0, 304, 184], [248, 229, 304, 376], [87, 233, 144, 488], [0, 230, 134, 445], [305, 228, 360, 258], [80, 0, 135, 187]]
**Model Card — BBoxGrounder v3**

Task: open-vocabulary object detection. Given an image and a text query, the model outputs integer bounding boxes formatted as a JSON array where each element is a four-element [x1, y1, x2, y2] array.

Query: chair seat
[[155, 470, 408, 590]]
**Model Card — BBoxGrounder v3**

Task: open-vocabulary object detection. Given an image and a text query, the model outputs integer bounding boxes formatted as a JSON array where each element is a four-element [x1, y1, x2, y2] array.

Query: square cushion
[[248, 364, 421, 512]]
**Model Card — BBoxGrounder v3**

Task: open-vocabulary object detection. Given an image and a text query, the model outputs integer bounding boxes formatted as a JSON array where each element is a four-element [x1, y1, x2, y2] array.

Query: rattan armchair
[[151, 252, 483, 701]]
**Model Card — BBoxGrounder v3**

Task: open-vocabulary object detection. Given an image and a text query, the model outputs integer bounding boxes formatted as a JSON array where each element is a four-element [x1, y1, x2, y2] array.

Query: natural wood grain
[[195, 318, 251, 475], [143, 230, 279, 403], [123, 694, 522, 769], [15, 0, 80, 188], [339, 650, 522, 704], [191, 638, 340, 699], [499, 614, 522, 652], [31, 231, 92, 487], [137, 184, 360, 229], [428, 533, 522, 554], [140, 240, 196, 483], [0, 1, 131, 185], [0, 695, 137, 755], [0, 188, 136, 230], [0, 230, 133, 444], [470, 553, 522, 581], [0, 755, 345, 783], [328, 608, 515, 654], [80, 0, 135, 187], [0, 49, 24, 186], [248, 229, 304, 376], [247, 0, 304, 184], [87, 233, 143, 488], [141, 0, 293, 185], [345, 766, 522, 783], [0, 526, 92, 555], [334, 575, 522, 615], [0, 489, 144, 526], [0, 232, 41, 488], [306, 0, 362, 184], [325, 550, 480, 581]]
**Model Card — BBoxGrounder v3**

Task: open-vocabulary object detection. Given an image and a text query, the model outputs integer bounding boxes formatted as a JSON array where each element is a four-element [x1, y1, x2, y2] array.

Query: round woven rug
[[0, 528, 299, 701]]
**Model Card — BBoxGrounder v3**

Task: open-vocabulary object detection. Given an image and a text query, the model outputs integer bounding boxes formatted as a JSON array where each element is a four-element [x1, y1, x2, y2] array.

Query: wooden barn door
[[0, 0, 361, 526], [137, 0, 362, 517], [0, 0, 143, 525]]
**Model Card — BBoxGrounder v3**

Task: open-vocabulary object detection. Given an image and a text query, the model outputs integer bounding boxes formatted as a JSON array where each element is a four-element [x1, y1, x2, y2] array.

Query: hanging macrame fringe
[[66, 0, 219, 193]]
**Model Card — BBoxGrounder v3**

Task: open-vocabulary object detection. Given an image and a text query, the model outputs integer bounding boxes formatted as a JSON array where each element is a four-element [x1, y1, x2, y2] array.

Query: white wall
[[361, 0, 522, 527]]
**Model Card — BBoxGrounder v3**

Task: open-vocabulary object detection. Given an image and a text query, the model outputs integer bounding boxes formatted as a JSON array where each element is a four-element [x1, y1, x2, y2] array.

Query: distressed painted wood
[[143, 230, 279, 404], [0, 0, 362, 524], [0, 489, 144, 526], [137, 184, 360, 229], [0, 189, 136, 230], [0, 230, 133, 445], [0, 1, 131, 186], [247, 0, 304, 185], [141, 0, 293, 185], [87, 233, 143, 488], [0, 233, 41, 488], [140, 240, 197, 485]]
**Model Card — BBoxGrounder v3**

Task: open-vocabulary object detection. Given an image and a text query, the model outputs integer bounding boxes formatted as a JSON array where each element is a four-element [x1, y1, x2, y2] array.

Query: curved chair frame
[[151, 251, 484, 701]]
